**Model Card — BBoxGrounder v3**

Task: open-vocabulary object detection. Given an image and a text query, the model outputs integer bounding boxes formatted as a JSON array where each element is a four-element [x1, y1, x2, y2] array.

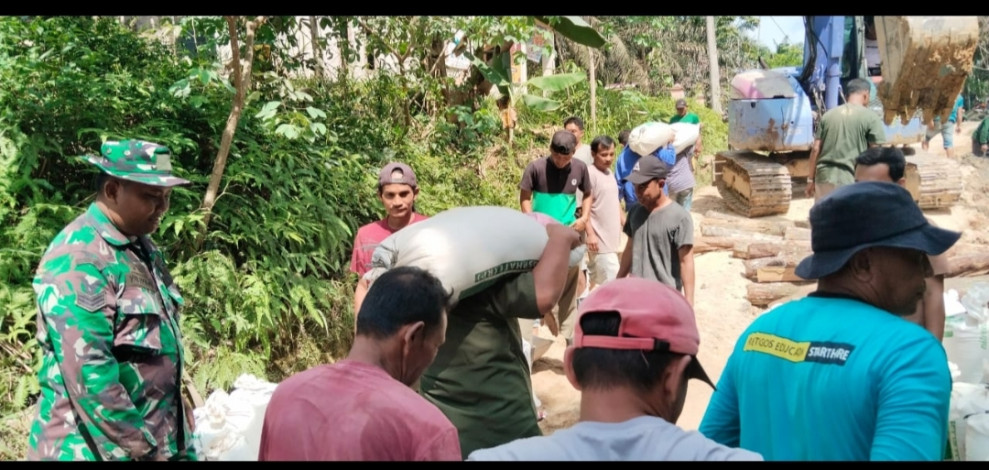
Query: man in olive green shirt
[[972, 115, 989, 157], [419, 224, 580, 459], [805, 78, 886, 202]]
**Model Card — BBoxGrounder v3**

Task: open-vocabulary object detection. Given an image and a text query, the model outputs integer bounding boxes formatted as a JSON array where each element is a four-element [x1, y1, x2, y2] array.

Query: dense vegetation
[[0, 15, 778, 458]]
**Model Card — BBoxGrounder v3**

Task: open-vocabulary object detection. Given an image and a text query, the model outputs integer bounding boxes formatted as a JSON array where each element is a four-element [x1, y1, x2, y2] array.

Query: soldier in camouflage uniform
[[27, 140, 198, 461]]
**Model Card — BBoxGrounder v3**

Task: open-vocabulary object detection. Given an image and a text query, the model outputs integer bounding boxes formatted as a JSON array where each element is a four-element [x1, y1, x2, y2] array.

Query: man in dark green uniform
[[419, 223, 580, 459], [28, 140, 197, 461]]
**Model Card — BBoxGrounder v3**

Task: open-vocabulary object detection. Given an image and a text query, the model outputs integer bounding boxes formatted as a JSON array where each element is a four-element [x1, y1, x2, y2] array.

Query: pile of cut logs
[[694, 210, 989, 309]]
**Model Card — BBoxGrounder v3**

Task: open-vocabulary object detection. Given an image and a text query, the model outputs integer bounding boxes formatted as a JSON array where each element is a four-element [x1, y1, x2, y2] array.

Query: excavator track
[[714, 151, 792, 218]]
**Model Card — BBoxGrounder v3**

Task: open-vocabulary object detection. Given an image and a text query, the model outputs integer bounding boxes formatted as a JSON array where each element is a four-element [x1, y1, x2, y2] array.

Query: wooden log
[[945, 252, 989, 278], [700, 225, 785, 242], [744, 257, 785, 279], [736, 240, 811, 260], [744, 249, 813, 281], [757, 266, 804, 283], [784, 226, 811, 241], [747, 282, 801, 307], [694, 236, 737, 254], [701, 210, 793, 237]]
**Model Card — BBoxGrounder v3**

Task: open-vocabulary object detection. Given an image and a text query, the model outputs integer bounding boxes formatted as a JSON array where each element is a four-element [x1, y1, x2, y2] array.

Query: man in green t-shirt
[[805, 78, 886, 202], [670, 99, 704, 157], [519, 130, 592, 347], [419, 223, 580, 459], [972, 115, 989, 157], [670, 98, 701, 124]]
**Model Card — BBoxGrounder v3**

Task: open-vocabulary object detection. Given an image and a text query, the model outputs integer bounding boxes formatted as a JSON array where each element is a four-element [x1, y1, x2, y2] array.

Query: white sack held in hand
[[191, 374, 278, 461], [365, 206, 584, 306], [670, 122, 700, 155], [628, 122, 674, 157]]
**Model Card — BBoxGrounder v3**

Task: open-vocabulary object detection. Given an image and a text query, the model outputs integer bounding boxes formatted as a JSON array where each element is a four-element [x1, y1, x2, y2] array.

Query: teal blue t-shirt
[[699, 293, 951, 461]]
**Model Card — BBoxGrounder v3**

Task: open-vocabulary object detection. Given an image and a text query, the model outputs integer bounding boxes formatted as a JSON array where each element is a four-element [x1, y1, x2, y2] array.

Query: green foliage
[[535, 16, 606, 48], [519, 60, 727, 158], [0, 18, 730, 450], [764, 42, 805, 68]]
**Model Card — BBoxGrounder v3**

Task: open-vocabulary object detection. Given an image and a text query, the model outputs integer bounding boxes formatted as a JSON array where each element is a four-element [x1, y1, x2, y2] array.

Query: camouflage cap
[[83, 140, 191, 187]]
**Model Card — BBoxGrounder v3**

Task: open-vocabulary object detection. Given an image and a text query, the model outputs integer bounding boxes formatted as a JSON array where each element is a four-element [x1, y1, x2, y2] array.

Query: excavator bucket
[[875, 16, 979, 126]]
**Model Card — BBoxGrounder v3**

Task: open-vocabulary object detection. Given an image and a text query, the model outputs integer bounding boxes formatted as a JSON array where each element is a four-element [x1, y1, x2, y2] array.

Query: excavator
[[714, 16, 980, 217]]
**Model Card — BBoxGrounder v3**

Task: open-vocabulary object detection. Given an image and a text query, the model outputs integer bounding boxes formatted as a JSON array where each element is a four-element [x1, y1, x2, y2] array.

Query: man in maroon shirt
[[350, 162, 429, 317], [259, 266, 461, 461]]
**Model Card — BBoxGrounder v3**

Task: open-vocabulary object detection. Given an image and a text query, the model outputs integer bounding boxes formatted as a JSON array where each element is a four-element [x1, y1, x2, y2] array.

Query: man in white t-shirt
[[468, 278, 763, 461], [584, 135, 624, 291]]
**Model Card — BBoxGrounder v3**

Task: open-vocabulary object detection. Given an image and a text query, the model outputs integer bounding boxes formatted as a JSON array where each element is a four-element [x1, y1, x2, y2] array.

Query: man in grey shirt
[[467, 278, 763, 461], [617, 155, 695, 306]]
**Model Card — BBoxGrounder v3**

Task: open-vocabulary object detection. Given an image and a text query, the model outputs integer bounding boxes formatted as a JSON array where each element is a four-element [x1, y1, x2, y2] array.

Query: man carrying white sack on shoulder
[[402, 219, 580, 460]]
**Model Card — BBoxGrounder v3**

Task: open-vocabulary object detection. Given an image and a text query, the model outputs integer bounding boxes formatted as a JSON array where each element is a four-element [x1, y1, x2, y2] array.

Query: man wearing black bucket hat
[[699, 181, 961, 461]]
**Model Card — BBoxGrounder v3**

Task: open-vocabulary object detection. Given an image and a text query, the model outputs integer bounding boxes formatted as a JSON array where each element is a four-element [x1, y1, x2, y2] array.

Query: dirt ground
[[533, 120, 989, 435]]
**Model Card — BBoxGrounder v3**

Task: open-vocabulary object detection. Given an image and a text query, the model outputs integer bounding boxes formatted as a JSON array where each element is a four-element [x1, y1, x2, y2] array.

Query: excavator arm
[[875, 16, 979, 126]]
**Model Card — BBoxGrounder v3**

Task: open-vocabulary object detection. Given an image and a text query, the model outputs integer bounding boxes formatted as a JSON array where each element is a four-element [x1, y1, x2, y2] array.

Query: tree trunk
[[195, 16, 266, 252], [588, 45, 597, 134], [693, 236, 738, 254], [308, 16, 324, 79], [705, 16, 723, 114], [700, 224, 783, 242], [747, 282, 816, 308]]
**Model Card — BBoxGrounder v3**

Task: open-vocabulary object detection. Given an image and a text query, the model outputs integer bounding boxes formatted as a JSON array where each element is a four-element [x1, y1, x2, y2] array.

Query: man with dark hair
[[259, 266, 461, 461], [617, 155, 695, 306], [468, 278, 762, 461], [351, 162, 429, 317], [28, 140, 196, 461], [420, 223, 582, 459], [519, 130, 592, 346], [618, 129, 631, 149], [854, 146, 906, 182], [585, 135, 624, 290], [564, 116, 593, 305], [700, 182, 961, 461], [854, 147, 948, 341], [805, 78, 887, 202], [564, 116, 592, 167]]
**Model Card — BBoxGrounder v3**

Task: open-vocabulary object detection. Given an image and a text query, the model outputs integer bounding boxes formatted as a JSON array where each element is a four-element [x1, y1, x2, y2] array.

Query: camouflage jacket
[[27, 203, 197, 461]]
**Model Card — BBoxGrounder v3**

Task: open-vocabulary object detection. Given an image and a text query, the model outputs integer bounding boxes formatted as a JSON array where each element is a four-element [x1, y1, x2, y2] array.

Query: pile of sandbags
[[947, 381, 989, 461], [366, 206, 585, 306], [626, 121, 700, 162], [192, 374, 278, 461], [944, 283, 989, 461], [943, 286, 989, 385]]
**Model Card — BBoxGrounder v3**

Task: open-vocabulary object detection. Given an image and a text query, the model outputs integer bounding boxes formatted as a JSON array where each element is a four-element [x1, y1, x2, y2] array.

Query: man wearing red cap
[[350, 162, 429, 316], [467, 278, 762, 461]]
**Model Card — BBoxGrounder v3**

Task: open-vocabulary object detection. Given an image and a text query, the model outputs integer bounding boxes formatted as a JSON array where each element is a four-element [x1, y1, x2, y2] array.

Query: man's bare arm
[[520, 189, 534, 213], [679, 245, 695, 307], [532, 225, 581, 314], [805, 139, 822, 198]]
